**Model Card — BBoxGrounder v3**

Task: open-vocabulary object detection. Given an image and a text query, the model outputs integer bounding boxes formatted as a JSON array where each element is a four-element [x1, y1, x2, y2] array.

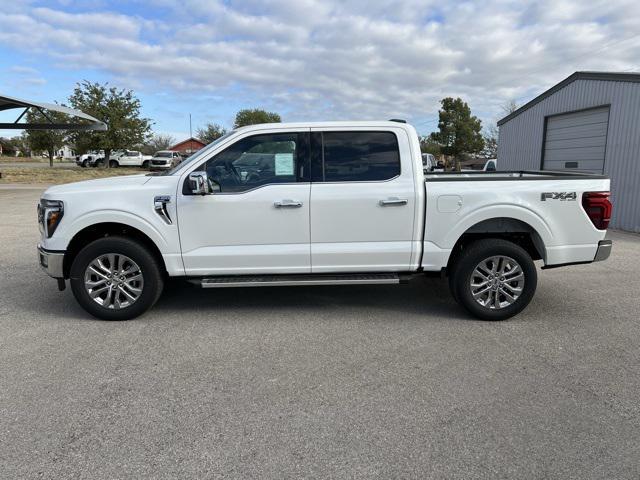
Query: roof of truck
[[234, 120, 416, 132]]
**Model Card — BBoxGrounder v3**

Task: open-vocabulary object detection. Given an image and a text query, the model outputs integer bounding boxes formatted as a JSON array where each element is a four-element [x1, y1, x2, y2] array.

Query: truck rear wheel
[[69, 236, 164, 320], [449, 239, 537, 321]]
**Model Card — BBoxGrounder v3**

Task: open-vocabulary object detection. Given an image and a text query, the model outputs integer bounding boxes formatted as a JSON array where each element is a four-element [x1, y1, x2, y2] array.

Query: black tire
[[109, 160, 119, 168], [69, 236, 164, 320], [449, 239, 537, 321], [82, 160, 88, 168], [142, 160, 149, 169]]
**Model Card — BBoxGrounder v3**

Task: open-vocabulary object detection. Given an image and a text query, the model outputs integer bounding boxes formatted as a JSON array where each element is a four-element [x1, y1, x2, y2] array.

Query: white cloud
[[1, 0, 640, 131]]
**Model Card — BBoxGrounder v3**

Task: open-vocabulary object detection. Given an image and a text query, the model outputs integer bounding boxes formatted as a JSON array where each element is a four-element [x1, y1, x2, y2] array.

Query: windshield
[[155, 152, 172, 158], [161, 131, 235, 176]]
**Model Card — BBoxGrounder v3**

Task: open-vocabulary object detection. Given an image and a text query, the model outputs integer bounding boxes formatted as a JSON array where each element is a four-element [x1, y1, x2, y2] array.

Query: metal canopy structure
[[0, 94, 107, 131]]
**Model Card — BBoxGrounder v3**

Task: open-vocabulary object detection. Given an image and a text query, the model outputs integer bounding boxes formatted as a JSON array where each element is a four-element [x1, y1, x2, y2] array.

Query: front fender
[[45, 209, 171, 254]]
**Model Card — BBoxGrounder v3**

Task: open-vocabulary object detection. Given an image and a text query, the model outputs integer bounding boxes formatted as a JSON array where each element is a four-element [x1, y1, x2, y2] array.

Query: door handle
[[274, 199, 303, 208], [379, 197, 408, 206]]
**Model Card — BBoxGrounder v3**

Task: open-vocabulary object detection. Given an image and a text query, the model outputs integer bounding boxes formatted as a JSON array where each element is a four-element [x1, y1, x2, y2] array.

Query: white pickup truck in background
[[108, 150, 153, 168], [37, 121, 613, 321]]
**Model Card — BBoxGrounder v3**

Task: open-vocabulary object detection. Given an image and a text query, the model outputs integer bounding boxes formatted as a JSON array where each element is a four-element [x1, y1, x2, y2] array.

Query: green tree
[[419, 136, 442, 156], [428, 97, 484, 170], [24, 110, 68, 167], [143, 133, 176, 154], [233, 109, 281, 128], [196, 123, 227, 144], [68, 81, 152, 167]]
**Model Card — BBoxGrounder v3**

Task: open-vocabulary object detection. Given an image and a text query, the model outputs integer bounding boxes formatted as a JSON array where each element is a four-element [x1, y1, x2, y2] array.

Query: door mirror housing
[[189, 171, 212, 195]]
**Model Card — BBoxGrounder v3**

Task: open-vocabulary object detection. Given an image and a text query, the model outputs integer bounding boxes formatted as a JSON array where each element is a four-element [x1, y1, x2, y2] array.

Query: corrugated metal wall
[[498, 79, 640, 232]]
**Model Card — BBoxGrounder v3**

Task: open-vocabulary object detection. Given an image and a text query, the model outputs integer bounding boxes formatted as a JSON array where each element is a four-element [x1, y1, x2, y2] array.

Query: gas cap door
[[437, 195, 463, 213]]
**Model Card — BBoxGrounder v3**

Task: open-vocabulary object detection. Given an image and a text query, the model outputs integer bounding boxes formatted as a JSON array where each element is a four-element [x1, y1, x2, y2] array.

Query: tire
[[69, 236, 164, 320], [109, 160, 119, 168], [142, 160, 149, 169], [82, 160, 88, 168], [449, 239, 537, 321]]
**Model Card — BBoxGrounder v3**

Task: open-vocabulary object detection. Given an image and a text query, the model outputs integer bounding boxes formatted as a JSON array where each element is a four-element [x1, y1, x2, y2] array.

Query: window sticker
[[275, 153, 295, 175]]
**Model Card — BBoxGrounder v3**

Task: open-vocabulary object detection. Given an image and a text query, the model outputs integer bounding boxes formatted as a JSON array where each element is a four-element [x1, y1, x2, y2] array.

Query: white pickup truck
[[37, 121, 613, 321], [108, 150, 153, 168]]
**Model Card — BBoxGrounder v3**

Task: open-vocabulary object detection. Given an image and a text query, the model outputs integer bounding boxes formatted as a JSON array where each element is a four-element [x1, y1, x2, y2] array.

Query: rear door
[[119, 151, 141, 166], [309, 128, 416, 272]]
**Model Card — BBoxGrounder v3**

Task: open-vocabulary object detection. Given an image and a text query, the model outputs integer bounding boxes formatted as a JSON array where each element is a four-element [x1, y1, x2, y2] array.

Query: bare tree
[[144, 133, 176, 154], [501, 99, 519, 116]]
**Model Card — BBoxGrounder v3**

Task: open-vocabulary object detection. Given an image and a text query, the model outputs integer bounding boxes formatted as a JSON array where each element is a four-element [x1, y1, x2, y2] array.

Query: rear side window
[[317, 131, 400, 182]]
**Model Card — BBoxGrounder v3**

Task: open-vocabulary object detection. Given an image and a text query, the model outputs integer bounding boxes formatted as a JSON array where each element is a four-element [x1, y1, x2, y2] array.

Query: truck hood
[[43, 174, 152, 197]]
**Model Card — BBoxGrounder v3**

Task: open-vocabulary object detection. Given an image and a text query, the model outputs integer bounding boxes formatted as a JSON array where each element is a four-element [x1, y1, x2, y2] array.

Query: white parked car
[[107, 150, 153, 168], [422, 153, 436, 172], [462, 158, 498, 172], [149, 150, 183, 170], [37, 121, 613, 321], [75, 150, 104, 168]]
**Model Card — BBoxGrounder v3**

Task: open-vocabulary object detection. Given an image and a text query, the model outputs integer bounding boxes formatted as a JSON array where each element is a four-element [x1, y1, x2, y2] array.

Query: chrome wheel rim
[[470, 255, 524, 310], [84, 254, 144, 309]]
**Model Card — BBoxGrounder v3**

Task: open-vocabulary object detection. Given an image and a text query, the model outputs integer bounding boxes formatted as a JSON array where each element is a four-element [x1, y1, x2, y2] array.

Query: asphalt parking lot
[[1, 185, 639, 479]]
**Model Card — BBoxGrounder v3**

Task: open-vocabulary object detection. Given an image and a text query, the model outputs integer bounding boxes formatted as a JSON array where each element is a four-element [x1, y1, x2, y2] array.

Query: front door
[[177, 130, 311, 276], [309, 128, 417, 272]]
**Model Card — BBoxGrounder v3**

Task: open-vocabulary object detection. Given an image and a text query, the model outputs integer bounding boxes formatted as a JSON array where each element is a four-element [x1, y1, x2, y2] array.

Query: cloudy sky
[[1, 0, 640, 139]]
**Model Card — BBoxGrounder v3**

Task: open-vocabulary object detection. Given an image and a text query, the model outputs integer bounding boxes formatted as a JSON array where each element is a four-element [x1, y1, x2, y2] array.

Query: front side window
[[317, 131, 400, 182], [199, 132, 308, 193]]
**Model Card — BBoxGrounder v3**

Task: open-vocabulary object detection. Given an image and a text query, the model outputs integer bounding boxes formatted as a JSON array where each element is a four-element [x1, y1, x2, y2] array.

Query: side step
[[198, 273, 404, 288]]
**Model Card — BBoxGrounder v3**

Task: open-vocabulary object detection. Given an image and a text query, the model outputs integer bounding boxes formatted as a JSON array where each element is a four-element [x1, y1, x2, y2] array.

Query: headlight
[[38, 199, 64, 238]]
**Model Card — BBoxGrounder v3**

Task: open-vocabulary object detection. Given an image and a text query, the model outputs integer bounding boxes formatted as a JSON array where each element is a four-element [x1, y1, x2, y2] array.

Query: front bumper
[[593, 239, 612, 262], [150, 162, 172, 170], [38, 245, 65, 278]]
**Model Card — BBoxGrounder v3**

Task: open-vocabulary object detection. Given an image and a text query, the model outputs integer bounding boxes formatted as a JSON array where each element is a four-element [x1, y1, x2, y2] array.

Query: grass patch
[[0, 156, 75, 164], [0, 166, 145, 185]]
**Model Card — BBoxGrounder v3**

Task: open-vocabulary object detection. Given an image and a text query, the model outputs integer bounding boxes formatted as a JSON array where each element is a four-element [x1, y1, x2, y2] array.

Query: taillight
[[582, 191, 612, 230]]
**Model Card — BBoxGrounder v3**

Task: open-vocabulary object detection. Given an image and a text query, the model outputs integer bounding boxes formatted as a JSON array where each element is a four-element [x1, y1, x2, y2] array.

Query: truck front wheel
[[69, 236, 164, 320], [449, 239, 537, 321]]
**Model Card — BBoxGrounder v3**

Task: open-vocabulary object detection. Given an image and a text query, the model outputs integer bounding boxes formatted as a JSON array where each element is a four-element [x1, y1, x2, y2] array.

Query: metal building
[[497, 71, 640, 232]]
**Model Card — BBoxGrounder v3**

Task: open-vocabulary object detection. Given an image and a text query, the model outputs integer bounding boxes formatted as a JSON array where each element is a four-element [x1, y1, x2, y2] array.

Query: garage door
[[542, 106, 609, 173]]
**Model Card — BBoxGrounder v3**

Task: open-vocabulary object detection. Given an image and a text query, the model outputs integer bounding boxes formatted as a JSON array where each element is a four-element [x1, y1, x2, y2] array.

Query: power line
[[568, 32, 640, 69]]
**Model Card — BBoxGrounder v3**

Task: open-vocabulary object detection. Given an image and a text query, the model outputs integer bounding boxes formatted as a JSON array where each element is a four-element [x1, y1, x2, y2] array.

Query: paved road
[[1, 186, 639, 479]]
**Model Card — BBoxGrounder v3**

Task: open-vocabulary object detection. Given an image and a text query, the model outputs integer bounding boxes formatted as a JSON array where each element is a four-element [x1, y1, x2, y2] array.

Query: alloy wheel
[[83, 253, 144, 309], [469, 255, 525, 309]]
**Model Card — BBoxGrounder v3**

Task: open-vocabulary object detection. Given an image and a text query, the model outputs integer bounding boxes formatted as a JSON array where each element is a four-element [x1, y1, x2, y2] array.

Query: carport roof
[[497, 71, 640, 126], [0, 93, 107, 131]]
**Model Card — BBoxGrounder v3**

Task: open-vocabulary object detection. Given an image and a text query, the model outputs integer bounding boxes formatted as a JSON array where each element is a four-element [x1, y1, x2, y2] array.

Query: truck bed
[[425, 170, 608, 181]]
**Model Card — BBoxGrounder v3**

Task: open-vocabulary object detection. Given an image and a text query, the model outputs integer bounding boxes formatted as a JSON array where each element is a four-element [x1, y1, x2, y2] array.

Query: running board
[[198, 273, 404, 288]]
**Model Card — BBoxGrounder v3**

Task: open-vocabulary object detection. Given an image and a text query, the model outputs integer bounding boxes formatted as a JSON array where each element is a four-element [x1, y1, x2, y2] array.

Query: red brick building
[[169, 137, 206, 155]]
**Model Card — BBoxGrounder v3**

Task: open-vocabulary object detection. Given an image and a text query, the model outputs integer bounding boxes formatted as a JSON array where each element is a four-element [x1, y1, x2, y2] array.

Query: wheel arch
[[446, 217, 547, 271], [63, 222, 167, 278]]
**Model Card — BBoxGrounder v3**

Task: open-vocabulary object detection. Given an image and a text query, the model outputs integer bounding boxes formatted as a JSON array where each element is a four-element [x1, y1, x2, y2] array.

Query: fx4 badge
[[541, 192, 577, 201]]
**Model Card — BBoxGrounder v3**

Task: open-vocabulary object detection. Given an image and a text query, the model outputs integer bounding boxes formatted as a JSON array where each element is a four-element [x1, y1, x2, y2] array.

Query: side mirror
[[189, 171, 212, 195]]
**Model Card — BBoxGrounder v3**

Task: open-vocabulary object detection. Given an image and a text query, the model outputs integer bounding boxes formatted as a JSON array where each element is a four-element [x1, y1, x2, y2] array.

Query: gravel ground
[[1, 185, 639, 479]]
